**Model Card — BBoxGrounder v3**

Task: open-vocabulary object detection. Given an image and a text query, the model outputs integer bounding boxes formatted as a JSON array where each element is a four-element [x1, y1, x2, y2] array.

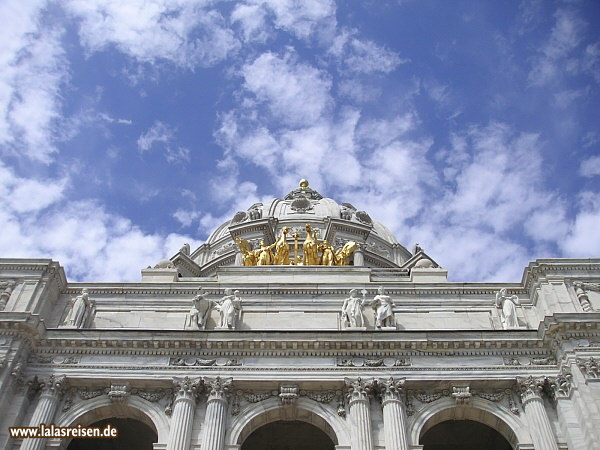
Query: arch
[[227, 397, 350, 449], [410, 397, 533, 449], [53, 395, 169, 449]]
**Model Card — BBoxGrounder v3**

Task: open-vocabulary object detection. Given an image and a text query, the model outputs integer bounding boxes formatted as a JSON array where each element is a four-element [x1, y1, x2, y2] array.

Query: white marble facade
[[1, 182, 600, 449]]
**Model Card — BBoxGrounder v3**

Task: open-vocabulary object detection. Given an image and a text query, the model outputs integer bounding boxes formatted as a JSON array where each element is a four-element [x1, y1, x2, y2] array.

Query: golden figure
[[256, 241, 275, 265], [302, 224, 320, 265], [320, 240, 337, 266], [274, 227, 291, 265], [235, 238, 257, 266], [336, 241, 358, 266]]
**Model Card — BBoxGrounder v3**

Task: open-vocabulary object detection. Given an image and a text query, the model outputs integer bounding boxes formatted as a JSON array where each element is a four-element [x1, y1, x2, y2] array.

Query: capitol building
[[1, 180, 599, 450]]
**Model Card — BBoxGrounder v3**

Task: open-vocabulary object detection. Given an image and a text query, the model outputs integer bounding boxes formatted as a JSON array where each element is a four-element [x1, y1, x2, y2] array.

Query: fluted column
[[200, 377, 232, 450], [378, 377, 409, 450], [21, 375, 68, 450], [167, 377, 202, 450], [345, 377, 374, 450], [517, 376, 559, 450]]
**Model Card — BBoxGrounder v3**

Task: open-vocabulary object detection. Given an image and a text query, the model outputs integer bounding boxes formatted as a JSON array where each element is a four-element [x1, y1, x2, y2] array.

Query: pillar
[[353, 246, 364, 266], [345, 377, 374, 450], [200, 377, 232, 450], [167, 376, 201, 450], [517, 376, 559, 450], [21, 375, 67, 450], [379, 377, 409, 450]]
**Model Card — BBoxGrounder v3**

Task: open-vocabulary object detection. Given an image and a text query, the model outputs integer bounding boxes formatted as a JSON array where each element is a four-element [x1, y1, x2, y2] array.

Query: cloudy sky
[[1, 0, 599, 283]]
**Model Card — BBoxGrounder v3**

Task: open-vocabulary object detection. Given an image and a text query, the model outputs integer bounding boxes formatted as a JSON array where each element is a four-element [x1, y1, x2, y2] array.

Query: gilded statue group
[[235, 224, 358, 267]]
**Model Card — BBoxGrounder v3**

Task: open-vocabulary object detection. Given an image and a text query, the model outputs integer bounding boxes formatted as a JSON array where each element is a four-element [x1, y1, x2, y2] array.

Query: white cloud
[[138, 121, 190, 164], [330, 28, 405, 74], [528, 7, 589, 85], [241, 51, 332, 127], [64, 0, 239, 68], [0, 180, 202, 281], [173, 209, 200, 228], [0, 1, 68, 163], [561, 192, 600, 257], [579, 155, 600, 178]]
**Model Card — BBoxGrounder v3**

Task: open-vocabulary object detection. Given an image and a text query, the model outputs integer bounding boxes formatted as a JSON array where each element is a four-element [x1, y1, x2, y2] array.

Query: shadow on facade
[[241, 420, 335, 450], [66, 417, 157, 450]]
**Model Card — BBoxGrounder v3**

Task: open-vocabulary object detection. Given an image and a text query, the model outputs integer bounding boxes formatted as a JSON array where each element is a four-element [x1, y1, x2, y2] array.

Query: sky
[[1, 0, 599, 283]]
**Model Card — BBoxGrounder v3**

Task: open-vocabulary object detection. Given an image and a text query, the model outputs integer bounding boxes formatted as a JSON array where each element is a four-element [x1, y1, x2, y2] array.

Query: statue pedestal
[[342, 327, 367, 331], [215, 326, 235, 331], [376, 326, 397, 331]]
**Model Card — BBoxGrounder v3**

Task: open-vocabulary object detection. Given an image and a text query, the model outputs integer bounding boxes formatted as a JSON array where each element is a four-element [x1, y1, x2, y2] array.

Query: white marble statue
[[186, 288, 213, 330], [341, 289, 365, 328], [495, 288, 520, 329], [216, 288, 242, 329], [63, 288, 93, 328], [372, 286, 395, 328]]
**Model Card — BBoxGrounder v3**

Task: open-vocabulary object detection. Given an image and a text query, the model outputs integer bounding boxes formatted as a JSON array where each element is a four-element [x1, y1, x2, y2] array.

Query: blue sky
[[1, 0, 599, 282]]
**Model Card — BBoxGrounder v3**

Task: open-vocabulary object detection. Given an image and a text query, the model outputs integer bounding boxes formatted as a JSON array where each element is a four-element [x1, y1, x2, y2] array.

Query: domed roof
[[193, 180, 412, 272]]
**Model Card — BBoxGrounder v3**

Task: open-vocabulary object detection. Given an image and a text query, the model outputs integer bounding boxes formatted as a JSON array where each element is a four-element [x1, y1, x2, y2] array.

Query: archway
[[227, 397, 349, 449], [54, 396, 169, 450], [410, 397, 531, 449], [242, 420, 335, 450], [66, 417, 157, 450], [420, 419, 512, 450]]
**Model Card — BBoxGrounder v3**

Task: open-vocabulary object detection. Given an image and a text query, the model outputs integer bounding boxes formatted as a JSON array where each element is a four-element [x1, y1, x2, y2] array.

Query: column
[[21, 375, 67, 450], [167, 376, 202, 450], [353, 246, 364, 266], [517, 376, 559, 450], [379, 377, 409, 450], [200, 377, 232, 450], [345, 377, 374, 450]]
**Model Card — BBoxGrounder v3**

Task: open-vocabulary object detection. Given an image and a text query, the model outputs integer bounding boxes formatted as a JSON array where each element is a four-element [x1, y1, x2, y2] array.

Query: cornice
[[522, 258, 600, 291]]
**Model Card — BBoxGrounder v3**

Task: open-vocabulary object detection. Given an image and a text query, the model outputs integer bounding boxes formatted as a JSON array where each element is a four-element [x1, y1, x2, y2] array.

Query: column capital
[[547, 370, 573, 400], [345, 377, 375, 405], [173, 376, 203, 402], [205, 376, 232, 402], [39, 375, 69, 398], [516, 376, 546, 404], [376, 377, 406, 404]]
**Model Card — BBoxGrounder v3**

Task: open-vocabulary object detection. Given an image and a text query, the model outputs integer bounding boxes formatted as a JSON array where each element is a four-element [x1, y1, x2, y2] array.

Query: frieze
[[170, 357, 242, 367], [336, 357, 411, 367], [503, 356, 556, 366], [406, 387, 520, 416], [231, 387, 345, 416], [576, 357, 599, 380]]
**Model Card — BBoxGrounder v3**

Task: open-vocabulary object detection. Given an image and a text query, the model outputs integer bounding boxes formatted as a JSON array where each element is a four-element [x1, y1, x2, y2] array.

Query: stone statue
[[63, 288, 93, 328], [320, 240, 337, 266], [0, 280, 16, 311], [186, 288, 212, 330], [215, 288, 242, 329], [274, 227, 291, 265], [341, 289, 365, 328], [247, 203, 263, 220], [340, 203, 355, 220], [302, 224, 320, 265], [372, 286, 395, 328], [180, 243, 190, 255], [495, 288, 520, 329]]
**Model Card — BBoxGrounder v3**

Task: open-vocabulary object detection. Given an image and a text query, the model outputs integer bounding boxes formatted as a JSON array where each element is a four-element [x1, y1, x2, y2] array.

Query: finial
[[299, 179, 309, 189]]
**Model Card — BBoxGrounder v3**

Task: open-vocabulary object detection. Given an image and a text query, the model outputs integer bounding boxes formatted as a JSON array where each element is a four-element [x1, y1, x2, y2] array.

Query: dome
[[188, 180, 412, 274]]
